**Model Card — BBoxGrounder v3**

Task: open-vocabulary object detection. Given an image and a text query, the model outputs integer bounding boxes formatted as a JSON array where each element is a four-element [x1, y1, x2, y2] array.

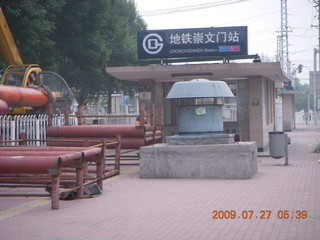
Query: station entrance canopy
[[106, 62, 289, 84]]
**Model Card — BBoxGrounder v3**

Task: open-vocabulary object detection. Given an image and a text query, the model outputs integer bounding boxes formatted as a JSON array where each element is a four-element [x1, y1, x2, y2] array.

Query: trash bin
[[269, 131, 285, 159]]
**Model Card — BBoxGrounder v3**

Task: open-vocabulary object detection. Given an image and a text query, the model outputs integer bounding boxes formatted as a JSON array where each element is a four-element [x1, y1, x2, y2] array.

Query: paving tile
[[0, 125, 319, 240]]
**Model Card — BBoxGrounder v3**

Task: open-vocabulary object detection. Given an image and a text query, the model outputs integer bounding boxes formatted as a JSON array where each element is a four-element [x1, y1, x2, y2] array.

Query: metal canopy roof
[[166, 79, 234, 99], [106, 62, 289, 83]]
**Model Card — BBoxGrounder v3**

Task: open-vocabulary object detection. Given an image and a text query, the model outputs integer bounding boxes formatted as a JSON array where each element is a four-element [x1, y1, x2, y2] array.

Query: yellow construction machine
[[0, 7, 74, 114]]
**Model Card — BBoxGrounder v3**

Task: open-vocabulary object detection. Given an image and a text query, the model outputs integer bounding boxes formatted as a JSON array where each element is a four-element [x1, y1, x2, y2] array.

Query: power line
[[290, 46, 316, 56], [290, 26, 314, 53], [211, 3, 308, 27], [140, 0, 248, 16]]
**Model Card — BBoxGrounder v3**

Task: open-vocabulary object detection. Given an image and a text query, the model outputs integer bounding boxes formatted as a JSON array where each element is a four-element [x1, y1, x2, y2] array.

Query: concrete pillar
[[249, 76, 265, 151], [282, 94, 295, 131], [138, 79, 153, 112], [154, 82, 165, 126], [237, 79, 250, 141], [138, 80, 165, 127]]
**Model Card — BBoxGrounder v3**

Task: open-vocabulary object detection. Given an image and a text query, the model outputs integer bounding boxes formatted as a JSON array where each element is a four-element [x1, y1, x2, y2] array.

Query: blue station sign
[[137, 26, 248, 59]]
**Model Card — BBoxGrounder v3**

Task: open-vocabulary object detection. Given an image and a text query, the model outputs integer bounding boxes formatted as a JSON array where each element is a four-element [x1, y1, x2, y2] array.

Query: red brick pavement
[[0, 125, 319, 240]]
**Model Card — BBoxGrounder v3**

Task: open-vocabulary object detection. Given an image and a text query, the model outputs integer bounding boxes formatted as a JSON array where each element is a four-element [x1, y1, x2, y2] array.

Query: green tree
[[294, 78, 310, 112], [54, 0, 146, 107], [54, 0, 111, 105], [103, 0, 146, 112], [0, 0, 65, 70]]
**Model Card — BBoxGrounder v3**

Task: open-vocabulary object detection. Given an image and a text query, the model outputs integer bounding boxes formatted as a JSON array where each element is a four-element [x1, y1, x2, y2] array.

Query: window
[[223, 82, 237, 122]]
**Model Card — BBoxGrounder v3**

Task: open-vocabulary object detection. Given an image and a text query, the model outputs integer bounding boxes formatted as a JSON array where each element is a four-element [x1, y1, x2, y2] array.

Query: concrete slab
[[165, 133, 235, 145], [140, 142, 257, 179]]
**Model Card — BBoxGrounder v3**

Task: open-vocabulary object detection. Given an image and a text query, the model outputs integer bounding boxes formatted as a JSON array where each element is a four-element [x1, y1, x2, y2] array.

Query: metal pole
[[115, 135, 121, 171], [314, 48, 318, 125], [51, 175, 60, 210], [318, 0, 320, 123], [284, 134, 289, 166], [315, 0, 320, 125], [307, 93, 310, 125]]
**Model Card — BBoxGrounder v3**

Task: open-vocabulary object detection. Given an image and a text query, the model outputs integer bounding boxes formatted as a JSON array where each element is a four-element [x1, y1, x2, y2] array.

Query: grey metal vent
[[166, 79, 234, 99]]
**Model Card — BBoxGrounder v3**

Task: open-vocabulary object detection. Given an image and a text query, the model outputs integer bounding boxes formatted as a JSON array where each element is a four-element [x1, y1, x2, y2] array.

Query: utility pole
[[280, 0, 290, 78], [314, 48, 319, 125], [318, 0, 320, 125], [312, 0, 320, 125], [274, 0, 291, 132]]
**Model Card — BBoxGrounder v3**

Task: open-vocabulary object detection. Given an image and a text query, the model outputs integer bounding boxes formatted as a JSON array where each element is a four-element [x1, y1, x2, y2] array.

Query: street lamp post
[[314, 48, 319, 125], [313, 0, 320, 125]]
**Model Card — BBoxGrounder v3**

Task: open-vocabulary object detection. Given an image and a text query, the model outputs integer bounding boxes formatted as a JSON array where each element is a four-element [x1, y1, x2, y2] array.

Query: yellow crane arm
[[0, 7, 23, 64]]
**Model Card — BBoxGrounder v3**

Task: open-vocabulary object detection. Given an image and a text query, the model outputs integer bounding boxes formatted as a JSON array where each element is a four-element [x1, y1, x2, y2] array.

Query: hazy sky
[[134, 0, 318, 84]]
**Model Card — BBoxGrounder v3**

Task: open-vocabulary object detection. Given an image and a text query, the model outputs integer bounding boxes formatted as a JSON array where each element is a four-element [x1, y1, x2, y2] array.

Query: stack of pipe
[[0, 145, 109, 209], [46, 124, 161, 149]]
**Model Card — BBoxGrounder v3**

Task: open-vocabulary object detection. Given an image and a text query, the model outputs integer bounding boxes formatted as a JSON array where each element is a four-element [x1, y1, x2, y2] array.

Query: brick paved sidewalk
[[0, 125, 319, 240]]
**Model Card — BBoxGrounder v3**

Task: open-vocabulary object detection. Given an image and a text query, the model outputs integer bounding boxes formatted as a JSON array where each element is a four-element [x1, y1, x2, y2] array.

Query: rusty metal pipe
[[0, 193, 50, 197], [0, 150, 88, 171], [58, 148, 102, 164], [81, 148, 102, 158], [47, 137, 146, 149], [62, 166, 114, 173], [0, 172, 80, 178], [0, 156, 61, 174], [0, 184, 48, 188], [0, 176, 79, 181], [115, 135, 121, 171], [58, 152, 82, 164], [0, 85, 53, 107], [0, 179, 78, 184], [0, 146, 91, 151], [104, 169, 119, 179], [0, 174, 51, 178], [51, 175, 59, 209], [0, 151, 77, 156], [47, 125, 146, 138]]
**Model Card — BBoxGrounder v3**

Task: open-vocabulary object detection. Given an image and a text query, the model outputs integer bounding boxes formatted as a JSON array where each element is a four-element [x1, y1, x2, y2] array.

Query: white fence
[[0, 114, 80, 146], [0, 115, 47, 146], [52, 114, 78, 126]]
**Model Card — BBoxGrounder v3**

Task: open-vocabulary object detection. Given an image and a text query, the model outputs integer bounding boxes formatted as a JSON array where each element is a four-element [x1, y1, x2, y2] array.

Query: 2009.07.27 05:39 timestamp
[[212, 210, 308, 220]]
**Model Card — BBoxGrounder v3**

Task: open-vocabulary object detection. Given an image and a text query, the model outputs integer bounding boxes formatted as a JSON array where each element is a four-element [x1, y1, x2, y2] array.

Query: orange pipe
[[0, 99, 8, 115], [0, 156, 61, 174], [0, 85, 51, 108]]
